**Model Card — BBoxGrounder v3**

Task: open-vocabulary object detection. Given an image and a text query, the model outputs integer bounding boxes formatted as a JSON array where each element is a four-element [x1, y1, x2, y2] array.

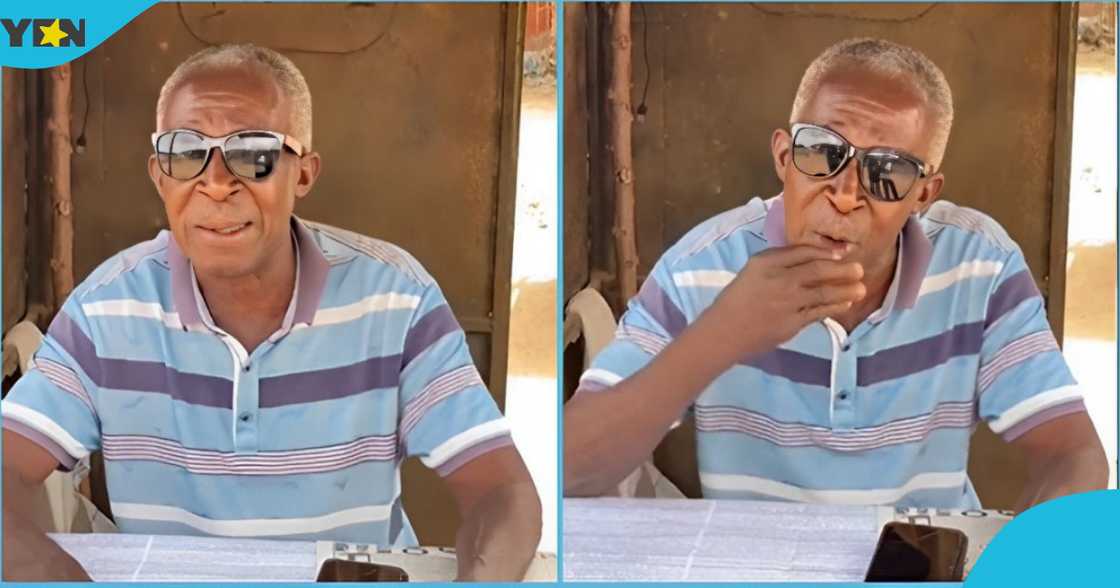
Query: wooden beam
[[47, 63, 74, 309], [609, 1, 639, 305]]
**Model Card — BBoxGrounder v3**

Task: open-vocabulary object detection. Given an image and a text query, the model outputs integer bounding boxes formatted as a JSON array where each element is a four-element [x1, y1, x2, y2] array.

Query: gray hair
[[789, 38, 953, 169], [156, 44, 313, 148]]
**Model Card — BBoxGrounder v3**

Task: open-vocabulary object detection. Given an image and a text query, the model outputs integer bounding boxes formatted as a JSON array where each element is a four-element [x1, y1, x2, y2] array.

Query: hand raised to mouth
[[702, 244, 866, 357]]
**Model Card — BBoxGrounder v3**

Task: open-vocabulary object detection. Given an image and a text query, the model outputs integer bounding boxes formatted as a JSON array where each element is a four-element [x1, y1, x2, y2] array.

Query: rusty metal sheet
[[563, 2, 590, 299], [54, 2, 523, 546], [579, 2, 1076, 510], [2, 68, 27, 332], [67, 2, 520, 396], [627, 3, 1067, 317]]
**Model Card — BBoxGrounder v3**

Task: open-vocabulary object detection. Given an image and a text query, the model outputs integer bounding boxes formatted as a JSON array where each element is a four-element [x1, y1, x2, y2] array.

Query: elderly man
[[2, 44, 540, 581], [565, 38, 1107, 509]]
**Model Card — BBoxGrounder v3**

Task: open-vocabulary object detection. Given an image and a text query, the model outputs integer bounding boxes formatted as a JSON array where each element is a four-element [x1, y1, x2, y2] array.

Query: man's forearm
[[1014, 443, 1109, 512], [2, 467, 91, 581], [454, 479, 542, 581], [563, 311, 750, 496]]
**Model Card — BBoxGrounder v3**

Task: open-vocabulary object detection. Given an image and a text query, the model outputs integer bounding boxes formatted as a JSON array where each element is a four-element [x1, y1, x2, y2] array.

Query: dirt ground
[[1064, 42, 1117, 487], [503, 80, 558, 553], [507, 81, 558, 379]]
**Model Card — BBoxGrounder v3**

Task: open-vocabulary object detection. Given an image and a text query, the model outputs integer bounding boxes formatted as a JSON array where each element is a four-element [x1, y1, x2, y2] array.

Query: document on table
[[563, 498, 1011, 582], [50, 533, 558, 582]]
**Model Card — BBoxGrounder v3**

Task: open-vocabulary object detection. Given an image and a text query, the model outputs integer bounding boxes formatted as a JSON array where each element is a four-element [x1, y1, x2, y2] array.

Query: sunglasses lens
[[156, 131, 208, 180], [792, 127, 848, 177], [861, 152, 919, 202], [224, 133, 283, 180]]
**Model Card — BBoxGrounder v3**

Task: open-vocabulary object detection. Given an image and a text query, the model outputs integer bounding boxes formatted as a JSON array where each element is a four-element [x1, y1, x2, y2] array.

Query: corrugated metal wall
[[3, 1, 524, 546], [567, 2, 1078, 510]]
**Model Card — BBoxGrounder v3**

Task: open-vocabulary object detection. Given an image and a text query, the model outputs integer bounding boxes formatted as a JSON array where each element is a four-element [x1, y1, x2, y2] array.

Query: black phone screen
[[316, 558, 410, 582], [864, 522, 969, 582]]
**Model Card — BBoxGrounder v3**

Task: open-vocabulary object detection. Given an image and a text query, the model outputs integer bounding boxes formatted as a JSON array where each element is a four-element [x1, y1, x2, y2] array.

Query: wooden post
[[609, 1, 639, 305], [47, 63, 74, 309]]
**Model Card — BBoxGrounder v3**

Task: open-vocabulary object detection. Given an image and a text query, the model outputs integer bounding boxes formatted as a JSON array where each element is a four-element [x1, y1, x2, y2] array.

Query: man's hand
[[1010, 411, 1108, 512], [2, 429, 92, 581], [565, 245, 864, 496], [700, 245, 865, 361], [444, 445, 542, 582]]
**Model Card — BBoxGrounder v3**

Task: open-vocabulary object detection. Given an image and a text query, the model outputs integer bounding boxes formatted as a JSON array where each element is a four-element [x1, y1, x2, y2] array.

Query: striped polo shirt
[[2, 217, 513, 545], [579, 195, 1085, 508]]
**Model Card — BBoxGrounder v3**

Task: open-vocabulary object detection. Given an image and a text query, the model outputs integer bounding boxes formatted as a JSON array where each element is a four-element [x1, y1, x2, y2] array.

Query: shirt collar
[[761, 194, 932, 319], [168, 216, 330, 333]]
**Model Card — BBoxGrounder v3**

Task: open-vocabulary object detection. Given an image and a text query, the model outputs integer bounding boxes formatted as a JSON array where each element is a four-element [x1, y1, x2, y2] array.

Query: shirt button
[[841, 343, 851, 352], [239, 413, 251, 422], [838, 391, 850, 401]]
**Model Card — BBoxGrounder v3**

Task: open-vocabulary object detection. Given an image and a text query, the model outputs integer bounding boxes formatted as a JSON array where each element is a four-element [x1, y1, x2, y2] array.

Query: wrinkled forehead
[[158, 64, 293, 136], [801, 66, 934, 157]]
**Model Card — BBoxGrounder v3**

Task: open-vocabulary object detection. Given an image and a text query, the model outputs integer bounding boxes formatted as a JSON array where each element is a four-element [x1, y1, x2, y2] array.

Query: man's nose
[[197, 147, 240, 201], [826, 161, 863, 214]]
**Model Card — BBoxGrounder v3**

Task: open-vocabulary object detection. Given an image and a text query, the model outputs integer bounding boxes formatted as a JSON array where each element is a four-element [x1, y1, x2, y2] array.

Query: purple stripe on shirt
[[401, 305, 460, 370], [400, 366, 481, 437], [695, 400, 975, 452], [293, 218, 331, 326], [49, 311, 233, 409], [3, 418, 79, 471], [762, 197, 787, 246], [1000, 398, 1087, 442], [259, 354, 401, 408], [978, 331, 1058, 392], [434, 433, 515, 477], [635, 278, 688, 337], [102, 433, 399, 475], [31, 358, 96, 414], [985, 270, 1040, 329], [166, 235, 204, 330], [894, 216, 934, 310], [740, 348, 831, 388], [857, 321, 984, 387]]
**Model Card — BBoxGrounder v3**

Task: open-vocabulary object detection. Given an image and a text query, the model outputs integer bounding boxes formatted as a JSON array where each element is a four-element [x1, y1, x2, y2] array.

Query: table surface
[[52, 533, 318, 582], [51, 533, 557, 582], [562, 498, 1010, 582]]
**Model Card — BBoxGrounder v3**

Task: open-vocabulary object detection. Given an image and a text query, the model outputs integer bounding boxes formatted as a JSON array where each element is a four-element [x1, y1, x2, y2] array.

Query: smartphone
[[864, 522, 969, 582], [316, 558, 410, 582]]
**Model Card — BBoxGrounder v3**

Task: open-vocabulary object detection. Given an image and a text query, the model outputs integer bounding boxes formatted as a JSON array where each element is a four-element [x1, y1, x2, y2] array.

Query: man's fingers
[[790, 259, 864, 286], [800, 282, 866, 308], [763, 244, 844, 268], [800, 301, 855, 324]]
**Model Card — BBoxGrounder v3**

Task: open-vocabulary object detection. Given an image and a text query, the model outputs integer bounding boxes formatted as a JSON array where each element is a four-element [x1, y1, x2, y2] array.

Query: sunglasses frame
[[151, 129, 306, 181], [790, 123, 931, 202]]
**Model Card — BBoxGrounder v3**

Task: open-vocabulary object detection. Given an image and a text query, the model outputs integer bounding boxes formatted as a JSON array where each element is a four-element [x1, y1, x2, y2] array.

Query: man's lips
[[198, 221, 251, 236], [813, 232, 856, 254]]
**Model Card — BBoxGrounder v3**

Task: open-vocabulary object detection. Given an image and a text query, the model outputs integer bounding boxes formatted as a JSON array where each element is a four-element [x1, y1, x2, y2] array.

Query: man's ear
[[771, 128, 792, 185], [294, 151, 322, 200], [147, 154, 167, 204], [913, 171, 944, 215]]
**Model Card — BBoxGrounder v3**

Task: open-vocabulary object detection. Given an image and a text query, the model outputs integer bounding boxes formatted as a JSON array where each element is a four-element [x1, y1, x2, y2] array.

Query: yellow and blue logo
[[1, 18, 86, 48]]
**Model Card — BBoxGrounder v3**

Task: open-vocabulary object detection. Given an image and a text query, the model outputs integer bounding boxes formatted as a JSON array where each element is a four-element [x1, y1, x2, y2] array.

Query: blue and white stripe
[[579, 196, 1083, 509], [2, 218, 511, 545]]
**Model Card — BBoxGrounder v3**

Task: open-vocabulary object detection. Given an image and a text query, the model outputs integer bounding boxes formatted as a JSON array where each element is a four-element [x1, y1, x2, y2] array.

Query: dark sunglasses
[[790, 123, 930, 202], [151, 129, 306, 181]]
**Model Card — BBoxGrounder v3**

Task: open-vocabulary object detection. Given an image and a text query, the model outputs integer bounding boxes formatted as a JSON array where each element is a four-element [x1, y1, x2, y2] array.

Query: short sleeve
[[577, 252, 690, 395], [977, 249, 1084, 441], [398, 282, 511, 476], [2, 297, 103, 470]]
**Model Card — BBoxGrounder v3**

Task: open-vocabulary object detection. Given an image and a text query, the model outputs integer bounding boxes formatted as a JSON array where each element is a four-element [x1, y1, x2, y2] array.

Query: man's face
[[771, 67, 945, 278], [148, 66, 320, 280]]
